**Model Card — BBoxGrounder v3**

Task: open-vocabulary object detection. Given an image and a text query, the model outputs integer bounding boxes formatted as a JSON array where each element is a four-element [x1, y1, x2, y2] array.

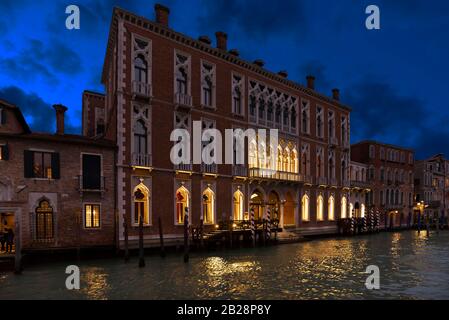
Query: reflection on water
[[1, 231, 449, 299]]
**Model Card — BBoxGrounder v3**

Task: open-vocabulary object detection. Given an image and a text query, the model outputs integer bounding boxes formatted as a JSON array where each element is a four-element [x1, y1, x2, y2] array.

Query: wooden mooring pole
[[250, 209, 256, 247], [158, 216, 165, 258], [14, 219, 22, 275]]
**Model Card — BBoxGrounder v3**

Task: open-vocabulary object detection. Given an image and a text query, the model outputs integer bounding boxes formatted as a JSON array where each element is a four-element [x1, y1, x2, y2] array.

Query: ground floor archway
[[284, 192, 295, 226], [250, 189, 265, 221]]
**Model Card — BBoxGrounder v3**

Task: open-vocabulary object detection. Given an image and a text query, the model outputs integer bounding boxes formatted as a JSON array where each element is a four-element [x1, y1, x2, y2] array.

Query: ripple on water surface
[[1, 231, 449, 299]]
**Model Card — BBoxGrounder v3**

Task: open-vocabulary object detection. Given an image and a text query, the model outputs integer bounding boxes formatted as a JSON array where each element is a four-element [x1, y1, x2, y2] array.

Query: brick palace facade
[[0, 4, 431, 252]]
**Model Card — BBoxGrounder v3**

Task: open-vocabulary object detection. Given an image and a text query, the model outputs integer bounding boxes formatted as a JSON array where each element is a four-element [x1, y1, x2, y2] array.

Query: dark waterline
[[1, 230, 449, 299]]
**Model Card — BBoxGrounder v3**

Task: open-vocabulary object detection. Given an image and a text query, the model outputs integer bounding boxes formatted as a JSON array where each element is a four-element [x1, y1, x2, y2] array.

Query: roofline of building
[[0, 132, 116, 148], [0, 99, 32, 134], [101, 7, 352, 112], [350, 160, 368, 167], [351, 140, 415, 153], [83, 90, 106, 98]]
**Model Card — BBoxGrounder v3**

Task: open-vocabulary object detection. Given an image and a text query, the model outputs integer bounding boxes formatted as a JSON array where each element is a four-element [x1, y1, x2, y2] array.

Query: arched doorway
[[341, 196, 347, 219], [268, 191, 280, 222], [354, 202, 360, 218], [35, 199, 54, 240], [233, 189, 244, 221], [284, 192, 295, 226], [134, 183, 150, 225], [176, 186, 189, 224], [202, 187, 215, 224], [250, 189, 264, 221]]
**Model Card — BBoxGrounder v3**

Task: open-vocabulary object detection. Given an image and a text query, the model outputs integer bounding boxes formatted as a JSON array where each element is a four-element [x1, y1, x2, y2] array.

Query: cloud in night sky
[[0, 86, 80, 134], [0, 0, 448, 159]]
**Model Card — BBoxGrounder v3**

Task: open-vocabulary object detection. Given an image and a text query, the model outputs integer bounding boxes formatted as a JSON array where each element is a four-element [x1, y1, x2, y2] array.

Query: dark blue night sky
[[1, 0, 448, 159]]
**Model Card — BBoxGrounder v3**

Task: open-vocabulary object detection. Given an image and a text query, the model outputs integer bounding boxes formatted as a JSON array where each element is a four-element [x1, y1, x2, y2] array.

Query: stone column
[[279, 202, 285, 228]]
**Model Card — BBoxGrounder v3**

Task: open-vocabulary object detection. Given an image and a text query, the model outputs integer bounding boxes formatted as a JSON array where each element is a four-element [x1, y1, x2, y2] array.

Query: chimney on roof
[[198, 35, 212, 46], [215, 31, 228, 51], [306, 75, 315, 90], [228, 49, 239, 57], [332, 88, 340, 101], [53, 104, 67, 135], [155, 3, 170, 27], [254, 59, 265, 68], [278, 70, 288, 78]]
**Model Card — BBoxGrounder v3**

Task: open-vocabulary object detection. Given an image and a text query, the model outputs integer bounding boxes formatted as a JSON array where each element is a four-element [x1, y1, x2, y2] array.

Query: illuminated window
[[249, 141, 258, 168], [341, 196, 347, 219], [283, 148, 290, 172], [317, 195, 324, 221], [202, 188, 215, 224], [277, 146, 283, 171], [291, 149, 298, 173], [84, 204, 100, 228], [24, 151, 59, 179], [233, 190, 244, 221], [35, 200, 53, 240], [134, 184, 150, 225], [176, 186, 189, 224], [302, 194, 310, 221], [328, 196, 335, 221]]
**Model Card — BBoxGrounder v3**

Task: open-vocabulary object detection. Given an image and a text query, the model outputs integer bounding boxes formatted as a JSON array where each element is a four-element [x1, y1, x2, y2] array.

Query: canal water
[[1, 230, 449, 299]]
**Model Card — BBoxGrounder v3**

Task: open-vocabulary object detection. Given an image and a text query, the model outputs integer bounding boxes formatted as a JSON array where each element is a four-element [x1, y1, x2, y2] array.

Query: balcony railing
[[78, 175, 105, 192], [342, 179, 350, 188], [351, 180, 370, 189], [304, 175, 313, 184], [342, 140, 350, 149], [290, 126, 297, 134], [174, 92, 192, 108], [249, 168, 301, 182], [232, 165, 247, 177], [132, 81, 152, 97], [316, 177, 328, 186], [259, 118, 266, 126], [249, 114, 257, 123], [175, 163, 193, 172], [201, 163, 218, 174], [132, 153, 152, 168], [329, 178, 338, 186]]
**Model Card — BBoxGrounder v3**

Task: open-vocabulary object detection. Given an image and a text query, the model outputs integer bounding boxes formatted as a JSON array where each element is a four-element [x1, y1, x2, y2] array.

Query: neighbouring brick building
[[94, 3, 352, 248], [351, 141, 415, 229], [414, 154, 449, 223], [0, 100, 116, 251]]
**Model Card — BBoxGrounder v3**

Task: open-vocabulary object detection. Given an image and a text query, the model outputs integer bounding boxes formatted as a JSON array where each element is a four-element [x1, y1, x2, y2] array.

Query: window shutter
[[2, 144, 9, 160], [24, 150, 34, 178], [0, 108, 6, 125], [82, 154, 101, 189], [51, 153, 60, 179]]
